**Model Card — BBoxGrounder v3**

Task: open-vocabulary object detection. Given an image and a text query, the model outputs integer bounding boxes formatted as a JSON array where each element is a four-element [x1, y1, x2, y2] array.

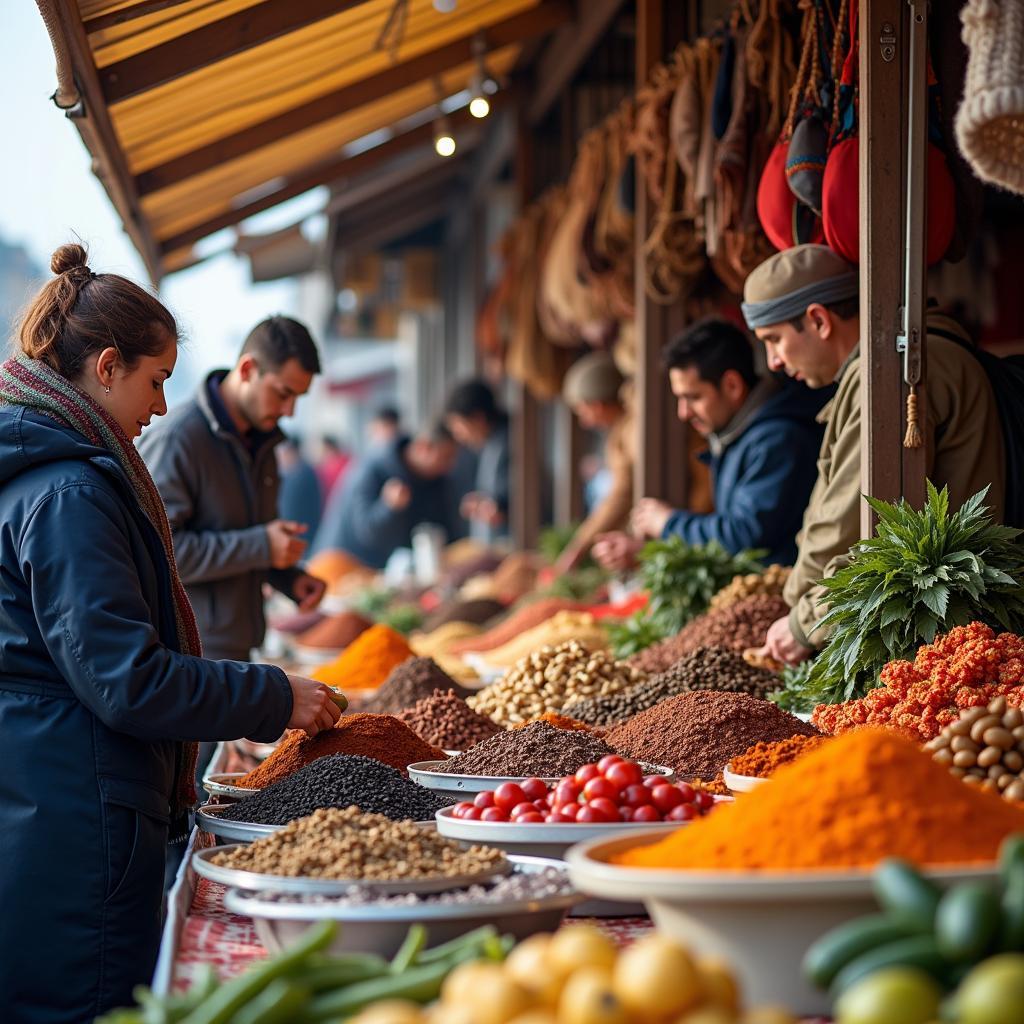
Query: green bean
[[180, 920, 335, 1024], [290, 960, 390, 992], [390, 925, 427, 974], [415, 925, 498, 964], [232, 979, 310, 1024]]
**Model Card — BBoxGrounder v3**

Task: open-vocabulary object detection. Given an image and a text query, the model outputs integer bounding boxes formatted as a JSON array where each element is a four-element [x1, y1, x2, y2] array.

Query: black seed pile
[[565, 646, 781, 727], [433, 721, 620, 778], [217, 754, 447, 825], [363, 657, 473, 714]]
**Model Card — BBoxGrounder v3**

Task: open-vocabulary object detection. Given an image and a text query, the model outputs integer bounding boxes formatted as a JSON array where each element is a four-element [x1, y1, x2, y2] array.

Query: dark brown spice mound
[[423, 598, 506, 632], [629, 595, 789, 674], [397, 689, 503, 750], [566, 646, 781, 726], [362, 657, 472, 714], [434, 721, 619, 777], [606, 691, 818, 781]]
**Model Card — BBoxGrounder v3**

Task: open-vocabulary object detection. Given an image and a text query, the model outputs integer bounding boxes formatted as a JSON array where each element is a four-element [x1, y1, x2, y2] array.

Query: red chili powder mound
[[237, 713, 446, 787], [296, 611, 373, 649]]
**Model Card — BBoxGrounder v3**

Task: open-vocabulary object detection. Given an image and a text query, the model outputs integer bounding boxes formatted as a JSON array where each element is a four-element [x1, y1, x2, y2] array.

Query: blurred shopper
[[593, 318, 827, 571], [444, 378, 510, 540], [0, 245, 338, 1022], [278, 436, 322, 541], [315, 422, 459, 568], [315, 435, 351, 507], [554, 352, 633, 573], [367, 404, 401, 448], [742, 244, 1005, 664]]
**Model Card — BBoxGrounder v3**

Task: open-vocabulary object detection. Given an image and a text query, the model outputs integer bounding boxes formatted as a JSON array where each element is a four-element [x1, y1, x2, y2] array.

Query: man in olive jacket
[[139, 316, 326, 663], [742, 245, 1006, 664]]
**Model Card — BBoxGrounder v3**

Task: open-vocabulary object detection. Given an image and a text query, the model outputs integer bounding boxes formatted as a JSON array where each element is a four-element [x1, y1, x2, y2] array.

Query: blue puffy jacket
[[0, 407, 293, 1022], [661, 376, 830, 565]]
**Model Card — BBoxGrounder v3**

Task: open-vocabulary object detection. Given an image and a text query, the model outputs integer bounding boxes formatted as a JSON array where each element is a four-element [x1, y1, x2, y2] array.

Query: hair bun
[[50, 242, 90, 277]]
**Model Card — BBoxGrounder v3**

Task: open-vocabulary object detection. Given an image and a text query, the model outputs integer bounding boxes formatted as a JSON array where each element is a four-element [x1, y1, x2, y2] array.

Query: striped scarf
[[0, 355, 201, 822]]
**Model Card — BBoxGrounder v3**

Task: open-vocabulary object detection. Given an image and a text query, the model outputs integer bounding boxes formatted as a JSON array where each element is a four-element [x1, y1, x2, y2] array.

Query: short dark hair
[[788, 296, 860, 331], [662, 318, 758, 389], [372, 406, 400, 426], [241, 316, 320, 374], [444, 378, 504, 423]]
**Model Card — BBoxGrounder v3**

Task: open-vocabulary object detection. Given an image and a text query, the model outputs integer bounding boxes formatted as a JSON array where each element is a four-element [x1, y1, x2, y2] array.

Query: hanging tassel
[[903, 384, 923, 449]]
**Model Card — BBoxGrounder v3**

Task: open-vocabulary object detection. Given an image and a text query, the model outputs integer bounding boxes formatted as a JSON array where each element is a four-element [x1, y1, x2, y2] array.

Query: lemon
[[835, 967, 942, 1024], [613, 934, 702, 1016], [558, 967, 629, 1024], [954, 954, 1024, 1024], [548, 926, 618, 976]]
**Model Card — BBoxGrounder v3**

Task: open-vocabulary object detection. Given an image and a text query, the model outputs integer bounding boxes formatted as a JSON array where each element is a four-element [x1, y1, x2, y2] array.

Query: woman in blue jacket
[[0, 244, 340, 1022]]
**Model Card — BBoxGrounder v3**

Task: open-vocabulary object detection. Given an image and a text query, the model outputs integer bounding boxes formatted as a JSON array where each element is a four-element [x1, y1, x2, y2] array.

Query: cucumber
[[1000, 834, 1024, 880], [803, 913, 927, 989], [999, 865, 1024, 951], [936, 881, 1001, 962], [873, 859, 942, 929], [830, 935, 951, 996]]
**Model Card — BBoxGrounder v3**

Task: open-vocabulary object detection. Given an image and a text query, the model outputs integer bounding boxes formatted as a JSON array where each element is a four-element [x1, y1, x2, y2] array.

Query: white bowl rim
[[408, 760, 675, 786]]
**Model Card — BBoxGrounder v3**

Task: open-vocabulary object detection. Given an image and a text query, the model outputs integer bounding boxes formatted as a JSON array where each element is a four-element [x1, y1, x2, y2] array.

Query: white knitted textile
[[955, 0, 1024, 194]]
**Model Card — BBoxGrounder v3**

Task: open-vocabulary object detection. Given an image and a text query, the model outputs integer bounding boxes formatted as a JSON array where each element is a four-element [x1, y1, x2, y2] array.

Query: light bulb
[[435, 133, 456, 157], [433, 0, 457, 11], [469, 94, 490, 119]]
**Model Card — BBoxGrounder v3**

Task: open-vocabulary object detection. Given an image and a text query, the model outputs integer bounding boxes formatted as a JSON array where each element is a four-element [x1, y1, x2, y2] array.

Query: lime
[[954, 954, 1024, 1024], [835, 967, 942, 1024]]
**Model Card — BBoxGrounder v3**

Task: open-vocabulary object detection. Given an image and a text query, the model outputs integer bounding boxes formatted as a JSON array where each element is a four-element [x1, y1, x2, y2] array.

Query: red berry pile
[[813, 622, 1024, 743], [448, 755, 715, 824]]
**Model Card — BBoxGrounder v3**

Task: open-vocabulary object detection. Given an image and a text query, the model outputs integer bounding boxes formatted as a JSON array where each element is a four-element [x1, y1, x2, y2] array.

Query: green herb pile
[[775, 484, 1024, 711]]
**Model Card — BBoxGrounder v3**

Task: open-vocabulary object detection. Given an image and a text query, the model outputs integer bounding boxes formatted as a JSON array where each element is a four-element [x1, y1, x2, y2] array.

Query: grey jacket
[[138, 371, 300, 659]]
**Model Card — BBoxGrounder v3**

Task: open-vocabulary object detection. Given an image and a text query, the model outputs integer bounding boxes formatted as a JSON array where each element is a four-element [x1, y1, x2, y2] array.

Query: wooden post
[[859, 1, 906, 532], [633, 0, 690, 509], [554, 405, 587, 525]]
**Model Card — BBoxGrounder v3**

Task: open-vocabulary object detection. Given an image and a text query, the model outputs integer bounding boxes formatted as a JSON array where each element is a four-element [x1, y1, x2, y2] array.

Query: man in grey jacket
[[139, 316, 326, 663]]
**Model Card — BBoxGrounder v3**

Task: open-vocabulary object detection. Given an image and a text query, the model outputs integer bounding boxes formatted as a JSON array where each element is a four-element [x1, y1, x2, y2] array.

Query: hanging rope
[[376, 0, 410, 60], [904, 385, 924, 448]]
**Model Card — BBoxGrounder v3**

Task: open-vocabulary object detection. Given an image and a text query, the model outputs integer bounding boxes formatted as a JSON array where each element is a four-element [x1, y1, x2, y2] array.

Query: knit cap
[[741, 244, 857, 329], [562, 352, 625, 406]]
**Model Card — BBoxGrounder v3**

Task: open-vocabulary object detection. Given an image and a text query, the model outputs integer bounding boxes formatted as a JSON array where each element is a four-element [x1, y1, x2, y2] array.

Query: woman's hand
[[285, 675, 342, 736]]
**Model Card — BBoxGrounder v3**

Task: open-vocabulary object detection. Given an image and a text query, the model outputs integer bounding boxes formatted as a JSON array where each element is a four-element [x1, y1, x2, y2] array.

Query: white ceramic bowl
[[566, 831, 1000, 1015], [408, 760, 675, 805], [722, 766, 767, 793], [202, 772, 258, 801]]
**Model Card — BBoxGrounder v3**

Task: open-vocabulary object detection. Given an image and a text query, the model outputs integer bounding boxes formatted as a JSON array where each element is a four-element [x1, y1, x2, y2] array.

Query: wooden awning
[[44, 0, 572, 281]]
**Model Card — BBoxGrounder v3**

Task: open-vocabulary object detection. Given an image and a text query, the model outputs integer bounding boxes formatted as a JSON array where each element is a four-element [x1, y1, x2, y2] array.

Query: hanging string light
[[469, 34, 491, 119], [432, 77, 456, 157]]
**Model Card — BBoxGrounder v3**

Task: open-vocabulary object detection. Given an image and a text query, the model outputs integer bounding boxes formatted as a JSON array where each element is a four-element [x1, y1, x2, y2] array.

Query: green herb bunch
[[542, 566, 610, 602], [606, 611, 669, 658], [637, 537, 766, 637], [775, 484, 1024, 710], [538, 523, 588, 565]]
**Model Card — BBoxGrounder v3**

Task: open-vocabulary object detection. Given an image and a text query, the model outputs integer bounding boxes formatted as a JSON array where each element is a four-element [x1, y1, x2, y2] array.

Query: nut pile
[[565, 646, 780, 727], [926, 696, 1024, 801], [211, 807, 507, 880], [397, 689, 503, 750], [433, 721, 621, 778], [363, 657, 472, 714], [709, 565, 791, 612], [479, 612, 611, 667], [629, 595, 789, 674], [467, 641, 646, 727], [217, 754, 447, 825]]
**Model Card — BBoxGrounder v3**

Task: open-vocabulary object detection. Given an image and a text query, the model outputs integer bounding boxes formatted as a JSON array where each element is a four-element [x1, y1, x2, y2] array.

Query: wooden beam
[[157, 99, 500, 254], [135, 3, 572, 196], [50, 1, 164, 283], [325, 149, 463, 219], [100, 0, 367, 104], [527, 0, 627, 124], [859, 0, 907, 532], [632, 0, 689, 508], [84, 0, 214, 36]]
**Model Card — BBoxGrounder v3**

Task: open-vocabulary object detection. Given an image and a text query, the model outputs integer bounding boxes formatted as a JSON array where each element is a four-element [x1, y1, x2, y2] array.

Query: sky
[[0, 4, 311, 407]]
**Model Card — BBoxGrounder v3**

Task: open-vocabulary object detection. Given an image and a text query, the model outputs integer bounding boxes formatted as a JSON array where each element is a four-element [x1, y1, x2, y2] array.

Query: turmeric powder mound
[[614, 727, 1024, 871], [237, 713, 445, 788], [311, 623, 413, 691]]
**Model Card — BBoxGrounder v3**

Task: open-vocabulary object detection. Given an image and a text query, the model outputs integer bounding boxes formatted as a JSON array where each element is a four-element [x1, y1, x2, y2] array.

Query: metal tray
[[196, 803, 439, 844], [202, 772, 259, 800], [192, 844, 510, 896], [223, 855, 580, 957]]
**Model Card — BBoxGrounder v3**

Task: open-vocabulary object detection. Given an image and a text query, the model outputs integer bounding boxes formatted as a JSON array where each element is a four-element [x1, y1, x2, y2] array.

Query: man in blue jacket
[[314, 422, 458, 568], [593, 318, 828, 569]]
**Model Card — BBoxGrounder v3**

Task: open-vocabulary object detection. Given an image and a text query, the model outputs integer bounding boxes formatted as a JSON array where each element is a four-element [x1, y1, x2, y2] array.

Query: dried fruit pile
[[709, 565, 791, 612], [813, 622, 1024, 743]]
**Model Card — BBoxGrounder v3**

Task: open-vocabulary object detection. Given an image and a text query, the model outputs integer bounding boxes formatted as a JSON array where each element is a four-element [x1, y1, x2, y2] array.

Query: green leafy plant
[[380, 603, 424, 636], [542, 566, 610, 602], [538, 523, 580, 563], [775, 484, 1024, 711], [349, 587, 396, 620], [606, 610, 669, 658], [637, 537, 766, 636]]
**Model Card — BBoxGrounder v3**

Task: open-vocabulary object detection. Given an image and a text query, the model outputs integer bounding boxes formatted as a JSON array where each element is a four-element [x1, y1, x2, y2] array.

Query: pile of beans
[[217, 755, 447, 825], [211, 807, 507, 880], [467, 641, 645, 727], [606, 690, 819, 781], [250, 866, 571, 907], [709, 565, 791, 612], [926, 695, 1024, 801], [363, 657, 472, 714], [434, 721, 621, 778], [565, 646, 780, 727], [629, 595, 789, 674], [397, 689, 503, 750]]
